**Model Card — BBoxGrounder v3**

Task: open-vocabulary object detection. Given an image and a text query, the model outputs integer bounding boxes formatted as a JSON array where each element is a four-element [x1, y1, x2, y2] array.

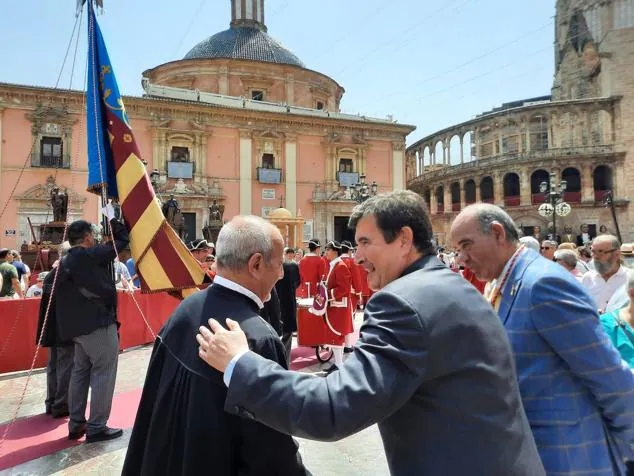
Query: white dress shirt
[[213, 275, 264, 310], [212, 276, 265, 386], [581, 266, 629, 311]]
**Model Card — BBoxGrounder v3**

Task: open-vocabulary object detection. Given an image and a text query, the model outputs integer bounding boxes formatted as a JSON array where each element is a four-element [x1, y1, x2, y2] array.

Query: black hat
[[188, 239, 212, 251], [308, 238, 321, 247], [341, 240, 353, 251], [325, 241, 342, 250]]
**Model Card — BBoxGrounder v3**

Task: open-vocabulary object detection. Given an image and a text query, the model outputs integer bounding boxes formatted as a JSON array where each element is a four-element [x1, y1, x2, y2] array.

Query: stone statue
[[209, 200, 225, 223], [50, 187, 68, 223], [162, 195, 180, 224]]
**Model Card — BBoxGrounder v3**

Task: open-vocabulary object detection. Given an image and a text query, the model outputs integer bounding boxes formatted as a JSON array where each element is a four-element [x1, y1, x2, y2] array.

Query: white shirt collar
[[304, 252, 318, 257], [213, 275, 264, 309], [329, 257, 342, 269]]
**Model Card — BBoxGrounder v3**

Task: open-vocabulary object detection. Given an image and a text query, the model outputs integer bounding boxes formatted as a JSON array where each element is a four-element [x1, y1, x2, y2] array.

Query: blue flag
[[86, 2, 119, 198]]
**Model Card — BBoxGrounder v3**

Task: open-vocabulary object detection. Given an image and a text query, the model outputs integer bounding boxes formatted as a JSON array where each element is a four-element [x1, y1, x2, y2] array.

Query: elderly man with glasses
[[581, 235, 630, 312], [539, 240, 557, 261]]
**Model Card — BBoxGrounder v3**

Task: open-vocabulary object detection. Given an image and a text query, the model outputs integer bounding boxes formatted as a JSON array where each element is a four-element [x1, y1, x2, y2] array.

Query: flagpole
[[86, 0, 115, 281]]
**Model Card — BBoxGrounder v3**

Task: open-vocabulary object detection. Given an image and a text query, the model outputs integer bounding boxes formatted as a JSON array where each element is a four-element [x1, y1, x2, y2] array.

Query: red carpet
[[0, 389, 142, 471], [0, 340, 351, 470]]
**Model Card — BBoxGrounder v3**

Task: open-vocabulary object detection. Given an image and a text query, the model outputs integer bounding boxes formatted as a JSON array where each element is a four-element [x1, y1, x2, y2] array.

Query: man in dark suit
[[577, 223, 595, 247], [123, 216, 307, 476], [276, 247, 301, 359], [196, 191, 545, 476], [56, 205, 128, 443], [36, 241, 73, 418]]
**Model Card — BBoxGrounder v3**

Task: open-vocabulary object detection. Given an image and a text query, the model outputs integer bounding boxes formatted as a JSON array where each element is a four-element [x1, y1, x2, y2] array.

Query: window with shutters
[[39, 137, 63, 168]]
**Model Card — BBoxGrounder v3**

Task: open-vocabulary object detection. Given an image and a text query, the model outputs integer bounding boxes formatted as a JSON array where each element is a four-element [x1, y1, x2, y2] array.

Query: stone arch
[[434, 141, 444, 166], [480, 176, 494, 203], [449, 135, 461, 166], [593, 165, 613, 202], [530, 169, 550, 204], [462, 131, 474, 162], [450, 182, 461, 211], [415, 150, 420, 176], [464, 179, 476, 204], [503, 172, 521, 199], [562, 166, 582, 203], [423, 187, 431, 208], [423, 146, 431, 167], [435, 185, 444, 213]]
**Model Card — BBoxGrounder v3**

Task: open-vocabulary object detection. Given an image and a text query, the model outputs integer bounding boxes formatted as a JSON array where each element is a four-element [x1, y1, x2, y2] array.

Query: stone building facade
[[407, 0, 634, 245], [0, 0, 414, 250]]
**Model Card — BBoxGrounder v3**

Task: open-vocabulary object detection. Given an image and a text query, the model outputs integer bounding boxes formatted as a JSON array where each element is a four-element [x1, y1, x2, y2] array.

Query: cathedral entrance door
[[183, 212, 197, 242], [334, 216, 355, 244]]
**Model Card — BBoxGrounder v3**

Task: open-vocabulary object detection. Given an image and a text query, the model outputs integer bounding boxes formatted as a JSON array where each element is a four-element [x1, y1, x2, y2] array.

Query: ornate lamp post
[[349, 175, 378, 203], [603, 190, 622, 243], [538, 172, 571, 239]]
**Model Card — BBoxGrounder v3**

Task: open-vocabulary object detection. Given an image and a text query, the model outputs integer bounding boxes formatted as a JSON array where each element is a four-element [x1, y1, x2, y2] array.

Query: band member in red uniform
[[340, 241, 362, 354], [323, 241, 353, 373], [188, 239, 215, 282], [298, 238, 327, 297]]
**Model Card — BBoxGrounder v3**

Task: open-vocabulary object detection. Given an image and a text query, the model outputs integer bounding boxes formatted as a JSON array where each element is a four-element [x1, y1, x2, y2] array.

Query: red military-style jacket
[[325, 258, 354, 339], [298, 254, 328, 297], [341, 254, 362, 308]]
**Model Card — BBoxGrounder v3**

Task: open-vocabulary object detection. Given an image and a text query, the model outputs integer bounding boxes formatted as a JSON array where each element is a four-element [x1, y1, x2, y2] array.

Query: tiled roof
[[183, 27, 305, 68]]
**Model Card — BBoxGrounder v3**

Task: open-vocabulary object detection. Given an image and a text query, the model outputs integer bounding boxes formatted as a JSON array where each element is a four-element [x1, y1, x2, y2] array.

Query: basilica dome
[[183, 26, 306, 69]]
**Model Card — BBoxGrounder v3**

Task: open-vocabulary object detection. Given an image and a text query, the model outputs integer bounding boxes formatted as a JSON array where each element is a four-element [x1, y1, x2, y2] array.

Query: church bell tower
[[231, 0, 267, 32]]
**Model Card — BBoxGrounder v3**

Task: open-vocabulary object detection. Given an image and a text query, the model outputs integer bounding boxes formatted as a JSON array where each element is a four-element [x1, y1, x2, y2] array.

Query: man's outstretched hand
[[196, 318, 249, 372]]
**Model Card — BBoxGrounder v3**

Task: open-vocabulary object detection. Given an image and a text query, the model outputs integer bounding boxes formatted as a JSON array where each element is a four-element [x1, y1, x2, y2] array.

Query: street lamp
[[349, 174, 378, 203], [603, 190, 623, 243], [538, 172, 571, 239]]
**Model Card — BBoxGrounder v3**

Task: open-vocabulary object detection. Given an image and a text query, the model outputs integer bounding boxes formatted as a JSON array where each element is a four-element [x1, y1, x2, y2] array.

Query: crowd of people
[[11, 191, 634, 475]]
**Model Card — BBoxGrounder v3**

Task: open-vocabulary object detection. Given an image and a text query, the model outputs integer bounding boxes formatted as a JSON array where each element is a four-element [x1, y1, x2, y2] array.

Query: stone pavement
[[0, 315, 390, 475]]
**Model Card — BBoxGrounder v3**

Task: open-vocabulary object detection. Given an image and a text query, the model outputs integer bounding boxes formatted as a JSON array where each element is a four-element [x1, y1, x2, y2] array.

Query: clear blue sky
[[0, 0, 555, 144]]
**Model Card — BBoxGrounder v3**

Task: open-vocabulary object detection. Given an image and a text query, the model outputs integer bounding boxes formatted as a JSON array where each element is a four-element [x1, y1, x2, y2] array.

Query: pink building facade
[[0, 0, 413, 250]]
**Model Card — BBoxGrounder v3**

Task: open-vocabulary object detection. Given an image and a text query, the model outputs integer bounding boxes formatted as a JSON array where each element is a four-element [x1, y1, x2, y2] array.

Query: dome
[[267, 208, 294, 219], [183, 27, 306, 68]]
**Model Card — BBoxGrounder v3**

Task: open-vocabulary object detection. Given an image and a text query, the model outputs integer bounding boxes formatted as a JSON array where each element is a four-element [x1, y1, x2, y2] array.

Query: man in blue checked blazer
[[452, 204, 634, 476]]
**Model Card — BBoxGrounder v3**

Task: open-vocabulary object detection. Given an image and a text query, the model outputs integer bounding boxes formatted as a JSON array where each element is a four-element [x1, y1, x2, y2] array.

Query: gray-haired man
[[123, 216, 307, 475]]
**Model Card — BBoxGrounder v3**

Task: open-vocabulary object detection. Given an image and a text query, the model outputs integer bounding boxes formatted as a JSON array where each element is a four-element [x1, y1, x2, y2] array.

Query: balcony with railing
[[531, 193, 546, 205], [504, 196, 521, 207], [257, 167, 283, 184]]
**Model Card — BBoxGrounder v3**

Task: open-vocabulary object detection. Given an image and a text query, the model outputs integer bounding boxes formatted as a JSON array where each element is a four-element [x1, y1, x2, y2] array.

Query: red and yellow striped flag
[[86, 3, 207, 297]]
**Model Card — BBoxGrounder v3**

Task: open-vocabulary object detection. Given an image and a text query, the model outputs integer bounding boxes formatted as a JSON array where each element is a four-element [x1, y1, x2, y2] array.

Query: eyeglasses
[[541, 247, 552, 250], [592, 248, 617, 257]]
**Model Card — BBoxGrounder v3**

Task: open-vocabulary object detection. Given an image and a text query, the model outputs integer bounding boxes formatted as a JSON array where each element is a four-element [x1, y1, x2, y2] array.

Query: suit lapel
[[497, 250, 539, 325]]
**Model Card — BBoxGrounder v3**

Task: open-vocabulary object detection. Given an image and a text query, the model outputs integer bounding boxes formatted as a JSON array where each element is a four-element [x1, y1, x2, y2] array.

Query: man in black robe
[[275, 247, 301, 359], [122, 216, 307, 476]]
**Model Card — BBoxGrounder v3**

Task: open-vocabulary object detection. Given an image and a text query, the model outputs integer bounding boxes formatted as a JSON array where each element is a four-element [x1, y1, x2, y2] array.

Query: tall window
[[40, 137, 63, 167], [171, 146, 190, 162], [530, 116, 549, 150], [262, 153, 275, 169], [339, 158, 353, 173]]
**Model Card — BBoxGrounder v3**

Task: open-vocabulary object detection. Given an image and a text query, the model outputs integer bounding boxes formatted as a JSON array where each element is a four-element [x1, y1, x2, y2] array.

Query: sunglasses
[[541, 247, 552, 250]]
